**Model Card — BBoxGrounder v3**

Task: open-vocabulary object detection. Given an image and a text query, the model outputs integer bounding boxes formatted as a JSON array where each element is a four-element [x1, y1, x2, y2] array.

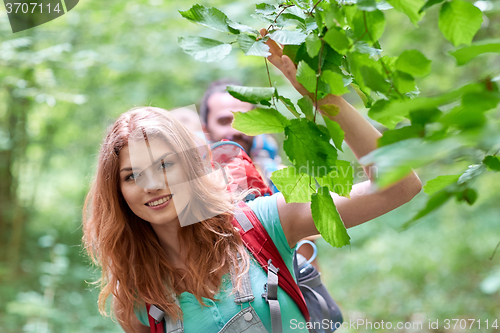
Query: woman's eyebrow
[[119, 152, 174, 173]]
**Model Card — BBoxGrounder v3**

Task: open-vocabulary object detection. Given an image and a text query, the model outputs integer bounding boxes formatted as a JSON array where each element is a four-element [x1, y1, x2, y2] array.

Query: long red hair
[[82, 107, 250, 332]]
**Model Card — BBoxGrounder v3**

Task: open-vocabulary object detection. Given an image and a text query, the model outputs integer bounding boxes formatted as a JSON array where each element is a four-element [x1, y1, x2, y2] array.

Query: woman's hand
[[260, 28, 309, 96], [259, 28, 344, 109]]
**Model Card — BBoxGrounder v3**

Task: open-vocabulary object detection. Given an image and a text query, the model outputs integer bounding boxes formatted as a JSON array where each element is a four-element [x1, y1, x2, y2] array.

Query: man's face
[[205, 92, 254, 153]]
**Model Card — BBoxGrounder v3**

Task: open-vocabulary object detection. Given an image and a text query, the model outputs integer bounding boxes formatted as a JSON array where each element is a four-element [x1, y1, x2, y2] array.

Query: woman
[[83, 36, 422, 333]]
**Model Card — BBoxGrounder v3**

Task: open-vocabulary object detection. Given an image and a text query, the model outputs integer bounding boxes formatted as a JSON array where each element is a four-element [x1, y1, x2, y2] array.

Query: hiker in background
[[82, 36, 422, 333], [199, 79, 282, 193], [199, 79, 325, 268]]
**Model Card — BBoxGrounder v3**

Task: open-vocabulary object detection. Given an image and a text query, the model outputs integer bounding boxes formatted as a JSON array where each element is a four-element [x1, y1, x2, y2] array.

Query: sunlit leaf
[[438, 0, 483, 47], [178, 37, 232, 62], [322, 115, 345, 152], [396, 50, 432, 77], [387, 0, 425, 26], [179, 5, 237, 34], [423, 175, 460, 196], [312, 186, 350, 248], [271, 166, 315, 202], [226, 85, 275, 105], [483, 156, 500, 171], [450, 41, 500, 66], [298, 96, 314, 121], [237, 34, 271, 57], [269, 30, 307, 45], [284, 119, 338, 177], [232, 108, 290, 135], [323, 27, 351, 55], [296, 61, 317, 93], [305, 33, 322, 58]]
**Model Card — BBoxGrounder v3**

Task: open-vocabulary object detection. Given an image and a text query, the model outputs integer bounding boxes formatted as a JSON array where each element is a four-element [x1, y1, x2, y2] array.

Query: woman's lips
[[145, 194, 173, 210]]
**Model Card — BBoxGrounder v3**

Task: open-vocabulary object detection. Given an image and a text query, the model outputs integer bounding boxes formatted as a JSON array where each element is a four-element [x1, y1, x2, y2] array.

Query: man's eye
[[218, 117, 233, 126]]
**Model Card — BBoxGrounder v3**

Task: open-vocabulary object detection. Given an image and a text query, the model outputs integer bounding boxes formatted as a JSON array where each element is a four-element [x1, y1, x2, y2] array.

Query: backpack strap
[[263, 259, 283, 333], [232, 201, 311, 324], [146, 294, 184, 333]]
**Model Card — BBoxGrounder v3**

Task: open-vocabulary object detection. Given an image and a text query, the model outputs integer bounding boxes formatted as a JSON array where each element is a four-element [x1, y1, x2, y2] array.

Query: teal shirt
[[135, 193, 308, 333]]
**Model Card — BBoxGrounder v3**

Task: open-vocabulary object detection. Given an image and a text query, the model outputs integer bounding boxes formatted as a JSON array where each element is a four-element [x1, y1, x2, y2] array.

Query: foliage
[[0, 0, 499, 331], [179, 0, 500, 248]]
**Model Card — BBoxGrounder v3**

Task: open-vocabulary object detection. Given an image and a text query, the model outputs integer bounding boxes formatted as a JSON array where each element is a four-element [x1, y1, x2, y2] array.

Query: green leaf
[[323, 27, 351, 55], [178, 37, 232, 62], [269, 30, 307, 45], [439, 105, 486, 130], [438, 0, 483, 47], [321, 70, 350, 96], [226, 86, 275, 105], [237, 34, 271, 57], [255, 3, 276, 15], [360, 66, 391, 93], [455, 188, 478, 205], [232, 108, 290, 135], [346, 53, 383, 96], [395, 50, 432, 77], [317, 160, 353, 197], [387, 0, 425, 26], [423, 175, 460, 196], [179, 5, 237, 34], [458, 164, 486, 185], [392, 70, 417, 94], [409, 108, 442, 126], [360, 138, 461, 188], [296, 61, 317, 93], [449, 41, 500, 66], [322, 116, 345, 151], [368, 82, 483, 128], [419, 0, 445, 13], [305, 34, 322, 58], [228, 21, 259, 35], [271, 166, 315, 203], [320, 104, 340, 117], [311, 186, 350, 248], [461, 91, 500, 112], [297, 96, 314, 121], [283, 119, 338, 177], [278, 95, 300, 118], [352, 9, 386, 44], [401, 190, 453, 230], [357, 0, 378, 11], [483, 156, 500, 171], [377, 125, 423, 147]]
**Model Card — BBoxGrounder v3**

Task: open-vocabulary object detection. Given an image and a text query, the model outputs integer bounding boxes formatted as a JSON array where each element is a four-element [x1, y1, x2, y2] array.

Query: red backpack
[[146, 141, 310, 332]]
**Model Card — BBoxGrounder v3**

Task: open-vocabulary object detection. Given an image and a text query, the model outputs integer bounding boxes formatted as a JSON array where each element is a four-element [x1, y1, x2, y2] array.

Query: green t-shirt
[[135, 193, 308, 332]]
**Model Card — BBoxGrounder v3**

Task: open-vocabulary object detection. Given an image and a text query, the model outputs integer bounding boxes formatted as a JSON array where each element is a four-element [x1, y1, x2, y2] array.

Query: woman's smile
[[145, 194, 174, 210]]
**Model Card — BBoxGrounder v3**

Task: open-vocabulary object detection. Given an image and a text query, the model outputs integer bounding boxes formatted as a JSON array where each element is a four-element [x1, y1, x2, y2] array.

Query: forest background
[[0, 0, 499, 332]]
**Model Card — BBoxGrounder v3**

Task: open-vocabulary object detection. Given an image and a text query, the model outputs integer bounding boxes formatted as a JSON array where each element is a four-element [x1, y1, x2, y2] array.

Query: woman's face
[[118, 137, 190, 227]]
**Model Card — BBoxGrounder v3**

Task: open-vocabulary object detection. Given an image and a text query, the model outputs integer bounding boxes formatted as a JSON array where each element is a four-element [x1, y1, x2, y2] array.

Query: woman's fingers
[[259, 28, 309, 96]]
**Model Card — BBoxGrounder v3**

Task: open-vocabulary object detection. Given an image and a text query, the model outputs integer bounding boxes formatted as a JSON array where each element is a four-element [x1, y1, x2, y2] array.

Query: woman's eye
[[159, 161, 174, 170], [126, 173, 140, 181]]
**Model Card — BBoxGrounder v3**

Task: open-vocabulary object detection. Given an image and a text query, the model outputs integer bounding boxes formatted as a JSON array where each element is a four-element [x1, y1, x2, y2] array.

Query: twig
[[314, 40, 325, 122], [310, 0, 324, 15], [267, 5, 294, 31], [490, 241, 500, 260], [265, 58, 278, 110]]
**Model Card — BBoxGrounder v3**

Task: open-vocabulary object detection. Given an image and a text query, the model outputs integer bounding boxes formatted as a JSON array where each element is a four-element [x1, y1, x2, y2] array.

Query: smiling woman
[[82, 107, 252, 332], [82, 37, 421, 332]]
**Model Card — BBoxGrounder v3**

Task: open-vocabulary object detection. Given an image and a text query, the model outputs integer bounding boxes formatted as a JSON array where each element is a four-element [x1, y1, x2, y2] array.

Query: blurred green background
[[0, 0, 499, 332]]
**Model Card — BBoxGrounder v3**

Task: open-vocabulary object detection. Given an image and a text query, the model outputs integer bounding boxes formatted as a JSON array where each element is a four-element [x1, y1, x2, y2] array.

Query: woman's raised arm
[[260, 29, 422, 248]]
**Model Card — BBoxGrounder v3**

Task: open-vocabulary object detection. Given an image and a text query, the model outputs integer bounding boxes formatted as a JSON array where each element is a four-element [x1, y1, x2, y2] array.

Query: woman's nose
[[137, 169, 168, 191]]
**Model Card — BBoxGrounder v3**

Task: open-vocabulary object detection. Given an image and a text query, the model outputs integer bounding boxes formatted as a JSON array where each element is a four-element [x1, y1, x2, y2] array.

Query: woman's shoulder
[[244, 193, 295, 256]]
